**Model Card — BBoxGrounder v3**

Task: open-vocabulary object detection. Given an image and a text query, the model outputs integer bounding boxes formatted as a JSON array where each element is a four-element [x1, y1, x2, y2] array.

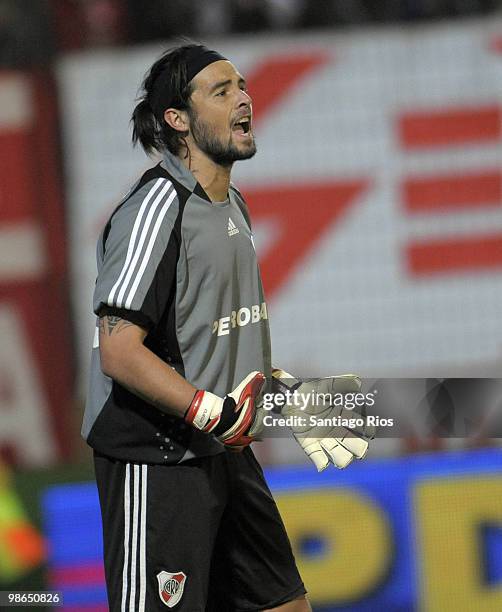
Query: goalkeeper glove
[[185, 371, 266, 449], [272, 369, 374, 471]]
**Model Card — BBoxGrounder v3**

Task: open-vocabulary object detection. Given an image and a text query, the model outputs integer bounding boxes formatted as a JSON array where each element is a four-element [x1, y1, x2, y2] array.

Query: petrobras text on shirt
[[212, 302, 268, 336]]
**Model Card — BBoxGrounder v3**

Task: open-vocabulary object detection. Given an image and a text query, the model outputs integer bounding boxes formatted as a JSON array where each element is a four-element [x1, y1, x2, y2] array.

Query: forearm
[[99, 315, 195, 417], [97, 314, 265, 449], [107, 343, 195, 416]]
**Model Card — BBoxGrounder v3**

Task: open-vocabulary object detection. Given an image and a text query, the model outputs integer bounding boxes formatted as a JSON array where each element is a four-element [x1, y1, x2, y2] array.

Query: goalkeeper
[[82, 43, 372, 612]]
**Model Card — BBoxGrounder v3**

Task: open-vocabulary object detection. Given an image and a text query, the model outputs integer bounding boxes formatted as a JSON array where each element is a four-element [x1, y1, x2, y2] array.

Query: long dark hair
[[131, 44, 198, 155]]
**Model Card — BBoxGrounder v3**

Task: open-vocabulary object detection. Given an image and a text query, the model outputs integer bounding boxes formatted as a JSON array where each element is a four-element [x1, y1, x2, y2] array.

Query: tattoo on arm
[[99, 315, 134, 336]]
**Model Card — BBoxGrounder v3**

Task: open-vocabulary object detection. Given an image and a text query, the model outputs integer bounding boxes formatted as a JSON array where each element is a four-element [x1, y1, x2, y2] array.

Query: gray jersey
[[82, 151, 271, 464]]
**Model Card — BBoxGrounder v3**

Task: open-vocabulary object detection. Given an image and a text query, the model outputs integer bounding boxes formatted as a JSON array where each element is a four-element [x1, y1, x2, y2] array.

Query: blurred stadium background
[[1, 1, 502, 610]]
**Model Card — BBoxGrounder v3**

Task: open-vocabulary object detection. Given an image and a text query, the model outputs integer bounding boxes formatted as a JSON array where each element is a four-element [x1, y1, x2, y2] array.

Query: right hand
[[185, 371, 266, 449]]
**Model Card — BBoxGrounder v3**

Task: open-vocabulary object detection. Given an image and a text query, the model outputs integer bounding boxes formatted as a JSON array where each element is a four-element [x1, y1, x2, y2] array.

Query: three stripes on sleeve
[[94, 178, 179, 323]]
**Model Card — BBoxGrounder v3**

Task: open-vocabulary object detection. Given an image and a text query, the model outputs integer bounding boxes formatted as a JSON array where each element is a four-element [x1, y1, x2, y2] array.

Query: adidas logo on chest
[[227, 217, 239, 237]]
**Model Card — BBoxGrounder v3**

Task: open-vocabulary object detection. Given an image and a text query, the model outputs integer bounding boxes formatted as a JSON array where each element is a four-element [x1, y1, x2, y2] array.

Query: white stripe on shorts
[[121, 463, 131, 612], [121, 464, 148, 612]]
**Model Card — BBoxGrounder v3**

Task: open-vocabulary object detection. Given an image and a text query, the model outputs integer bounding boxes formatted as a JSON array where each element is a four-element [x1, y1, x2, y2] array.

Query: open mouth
[[232, 117, 251, 135]]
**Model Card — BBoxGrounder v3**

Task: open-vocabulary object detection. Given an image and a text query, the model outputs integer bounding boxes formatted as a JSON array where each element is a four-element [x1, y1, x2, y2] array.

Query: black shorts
[[94, 448, 306, 611]]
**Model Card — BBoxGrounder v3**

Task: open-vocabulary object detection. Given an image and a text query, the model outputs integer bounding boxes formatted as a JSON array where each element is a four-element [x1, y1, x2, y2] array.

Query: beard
[[189, 111, 257, 167]]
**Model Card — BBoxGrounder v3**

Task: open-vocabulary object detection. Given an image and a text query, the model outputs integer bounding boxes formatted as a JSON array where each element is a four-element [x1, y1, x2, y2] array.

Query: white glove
[[272, 369, 374, 471], [185, 371, 266, 449]]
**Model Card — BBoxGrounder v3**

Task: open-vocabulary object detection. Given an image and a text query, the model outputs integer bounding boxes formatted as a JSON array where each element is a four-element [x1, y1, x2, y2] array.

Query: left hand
[[272, 370, 375, 471]]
